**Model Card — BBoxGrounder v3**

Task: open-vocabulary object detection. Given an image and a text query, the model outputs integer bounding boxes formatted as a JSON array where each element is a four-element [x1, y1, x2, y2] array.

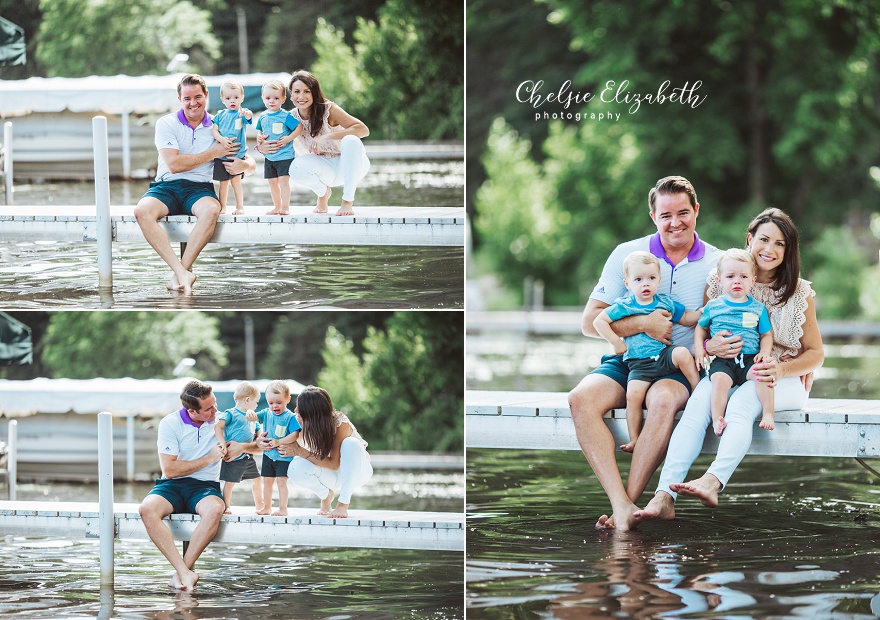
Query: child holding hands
[[249, 380, 301, 516], [214, 381, 264, 513], [211, 81, 253, 215], [256, 80, 303, 215]]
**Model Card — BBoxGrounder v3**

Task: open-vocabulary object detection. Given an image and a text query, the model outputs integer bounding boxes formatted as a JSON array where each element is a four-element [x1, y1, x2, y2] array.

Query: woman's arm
[[279, 423, 353, 471], [326, 105, 370, 139], [778, 295, 824, 378]]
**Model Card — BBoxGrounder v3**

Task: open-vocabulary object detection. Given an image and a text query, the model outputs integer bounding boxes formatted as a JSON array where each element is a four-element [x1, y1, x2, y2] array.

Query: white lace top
[[291, 102, 340, 158], [297, 411, 368, 455], [706, 269, 815, 360]]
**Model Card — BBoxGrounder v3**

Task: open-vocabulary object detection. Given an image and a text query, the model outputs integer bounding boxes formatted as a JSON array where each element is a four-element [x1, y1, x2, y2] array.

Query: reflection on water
[[2, 471, 464, 619], [467, 450, 880, 619], [0, 159, 464, 310]]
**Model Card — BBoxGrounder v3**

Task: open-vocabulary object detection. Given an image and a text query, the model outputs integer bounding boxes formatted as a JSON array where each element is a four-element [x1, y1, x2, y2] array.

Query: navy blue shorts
[[592, 353, 692, 394], [147, 477, 223, 514], [626, 345, 681, 384], [708, 353, 756, 386], [261, 456, 290, 478], [143, 179, 217, 216], [213, 158, 244, 182], [219, 454, 261, 483], [264, 157, 293, 179]]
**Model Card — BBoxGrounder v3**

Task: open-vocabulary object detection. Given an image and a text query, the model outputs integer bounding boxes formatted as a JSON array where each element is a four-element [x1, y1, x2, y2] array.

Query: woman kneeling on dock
[[257, 70, 371, 217], [274, 385, 373, 518], [633, 208, 825, 525]]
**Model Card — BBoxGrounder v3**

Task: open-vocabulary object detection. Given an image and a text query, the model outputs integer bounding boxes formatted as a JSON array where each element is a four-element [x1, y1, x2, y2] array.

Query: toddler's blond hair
[[220, 81, 244, 97], [262, 80, 287, 97], [623, 251, 661, 281], [264, 380, 290, 398], [717, 248, 757, 275], [233, 380, 259, 401]]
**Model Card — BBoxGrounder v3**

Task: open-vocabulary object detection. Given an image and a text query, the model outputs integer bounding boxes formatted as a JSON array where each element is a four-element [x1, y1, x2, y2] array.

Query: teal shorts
[[147, 477, 223, 514], [143, 179, 217, 216], [592, 353, 691, 394]]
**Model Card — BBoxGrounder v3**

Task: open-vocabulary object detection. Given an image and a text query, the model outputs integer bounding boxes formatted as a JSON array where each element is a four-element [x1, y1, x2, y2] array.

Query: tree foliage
[[40, 312, 227, 379], [35, 0, 220, 77], [471, 0, 880, 315], [317, 312, 464, 453]]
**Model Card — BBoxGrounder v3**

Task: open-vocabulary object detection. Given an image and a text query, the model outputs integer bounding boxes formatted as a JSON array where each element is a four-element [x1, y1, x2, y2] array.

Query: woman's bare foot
[[318, 489, 334, 515], [271, 508, 288, 516], [335, 200, 354, 216], [313, 187, 332, 213], [669, 474, 720, 507], [632, 492, 676, 522], [759, 414, 775, 430], [329, 502, 349, 518], [713, 416, 726, 436], [620, 439, 637, 453]]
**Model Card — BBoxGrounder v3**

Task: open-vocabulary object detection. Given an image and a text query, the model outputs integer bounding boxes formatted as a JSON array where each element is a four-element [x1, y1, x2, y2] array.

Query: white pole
[[98, 412, 115, 586], [3, 122, 12, 205], [93, 116, 113, 288], [126, 415, 135, 482], [7, 420, 16, 501], [121, 110, 131, 180]]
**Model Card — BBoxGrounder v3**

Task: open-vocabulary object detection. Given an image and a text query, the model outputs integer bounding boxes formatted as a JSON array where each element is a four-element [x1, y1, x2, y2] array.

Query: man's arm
[[581, 298, 673, 344], [159, 448, 223, 479], [223, 154, 257, 176], [160, 141, 239, 174]]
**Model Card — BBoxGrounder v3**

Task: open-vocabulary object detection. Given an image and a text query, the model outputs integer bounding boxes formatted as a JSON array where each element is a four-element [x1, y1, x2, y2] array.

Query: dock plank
[[466, 391, 880, 458]]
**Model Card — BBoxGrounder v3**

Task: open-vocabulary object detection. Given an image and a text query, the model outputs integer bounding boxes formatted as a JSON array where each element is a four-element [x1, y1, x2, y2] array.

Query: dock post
[[3, 121, 12, 205], [93, 116, 113, 289], [7, 420, 16, 501], [121, 109, 131, 180], [126, 415, 135, 482], [98, 412, 115, 586]]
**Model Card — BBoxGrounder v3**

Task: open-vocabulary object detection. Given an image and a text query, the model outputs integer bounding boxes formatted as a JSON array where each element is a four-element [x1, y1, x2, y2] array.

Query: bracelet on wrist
[[703, 338, 710, 352]]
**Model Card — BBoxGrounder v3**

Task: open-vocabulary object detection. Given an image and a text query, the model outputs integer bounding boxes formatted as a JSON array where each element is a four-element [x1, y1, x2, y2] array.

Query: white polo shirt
[[590, 232, 721, 352], [154, 109, 216, 183], [156, 408, 220, 481]]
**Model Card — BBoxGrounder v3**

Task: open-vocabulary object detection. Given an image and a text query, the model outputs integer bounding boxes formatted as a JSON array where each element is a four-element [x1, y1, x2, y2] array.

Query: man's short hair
[[648, 176, 697, 213], [178, 74, 208, 97], [180, 379, 213, 410]]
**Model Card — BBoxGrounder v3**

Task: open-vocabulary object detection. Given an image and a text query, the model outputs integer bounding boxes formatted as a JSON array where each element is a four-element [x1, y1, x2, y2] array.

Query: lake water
[[2, 471, 464, 619], [467, 328, 880, 618], [0, 159, 463, 310]]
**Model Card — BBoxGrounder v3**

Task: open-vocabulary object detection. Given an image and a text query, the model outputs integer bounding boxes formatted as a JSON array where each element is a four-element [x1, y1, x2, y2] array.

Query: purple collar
[[649, 231, 706, 265], [176, 108, 212, 128], [178, 407, 213, 427]]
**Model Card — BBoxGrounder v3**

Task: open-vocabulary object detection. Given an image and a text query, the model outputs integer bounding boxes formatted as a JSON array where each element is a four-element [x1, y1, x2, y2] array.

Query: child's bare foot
[[313, 187, 332, 213], [619, 440, 637, 453], [335, 200, 354, 216], [329, 503, 349, 518], [271, 508, 288, 516], [256, 506, 271, 515], [713, 416, 726, 436], [224, 507, 232, 515], [266, 208, 284, 215], [233, 208, 245, 215], [318, 489, 334, 515], [759, 414, 775, 430]]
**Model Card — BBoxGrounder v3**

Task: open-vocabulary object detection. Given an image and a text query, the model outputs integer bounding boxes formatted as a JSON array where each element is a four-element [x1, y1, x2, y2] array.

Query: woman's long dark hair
[[296, 385, 338, 460], [288, 70, 329, 138], [746, 207, 801, 306]]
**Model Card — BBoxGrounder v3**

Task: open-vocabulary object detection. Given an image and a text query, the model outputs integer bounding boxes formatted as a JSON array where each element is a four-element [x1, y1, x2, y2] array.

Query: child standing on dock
[[250, 380, 301, 516], [255, 80, 303, 216], [593, 251, 703, 452], [214, 381, 264, 513], [211, 81, 253, 215], [694, 249, 775, 436]]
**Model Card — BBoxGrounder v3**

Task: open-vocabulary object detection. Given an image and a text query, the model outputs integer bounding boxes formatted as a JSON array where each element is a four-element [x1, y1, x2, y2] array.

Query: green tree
[[36, 0, 221, 76], [41, 312, 227, 379], [317, 312, 463, 452]]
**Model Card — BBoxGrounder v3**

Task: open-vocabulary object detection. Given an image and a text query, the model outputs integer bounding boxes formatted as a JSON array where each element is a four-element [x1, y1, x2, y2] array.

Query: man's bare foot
[[167, 270, 197, 294], [329, 503, 349, 518], [271, 508, 288, 516], [335, 200, 354, 216], [633, 492, 676, 522], [759, 414, 775, 430], [670, 474, 720, 507], [594, 502, 641, 531], [713, 416, 726, 436], [169, 569, 199, 591], [620, 440, 637, 453]]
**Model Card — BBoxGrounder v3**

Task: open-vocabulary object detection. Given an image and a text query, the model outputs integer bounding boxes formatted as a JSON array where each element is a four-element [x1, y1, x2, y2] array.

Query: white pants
[[288, 437, 373, 505], [289, 135, 371, 202], [656, 375, 808, 499]]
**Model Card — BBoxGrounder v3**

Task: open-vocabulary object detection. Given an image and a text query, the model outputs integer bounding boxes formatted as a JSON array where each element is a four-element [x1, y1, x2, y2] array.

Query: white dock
[[0, 205, 465, 247], [466, 390, 880, 458], [0, 501, 463, 552]]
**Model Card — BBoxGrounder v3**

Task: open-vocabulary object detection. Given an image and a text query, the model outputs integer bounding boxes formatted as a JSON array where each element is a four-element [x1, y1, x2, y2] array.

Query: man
[[568, 176, 721, 531], [138, 380, 261, 590], [134, 74, 256, 294]]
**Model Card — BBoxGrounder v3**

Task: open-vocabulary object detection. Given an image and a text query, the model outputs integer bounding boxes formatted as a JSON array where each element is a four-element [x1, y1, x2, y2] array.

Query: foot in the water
[[632, 492, 676, 522], [594, 502, 642, 531]]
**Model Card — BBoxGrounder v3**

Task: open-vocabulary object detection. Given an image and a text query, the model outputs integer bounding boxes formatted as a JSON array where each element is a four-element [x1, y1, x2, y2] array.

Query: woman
[[634, 208, 825, 523], [275, 385, 373, 518], [258, 70, 371, 216]]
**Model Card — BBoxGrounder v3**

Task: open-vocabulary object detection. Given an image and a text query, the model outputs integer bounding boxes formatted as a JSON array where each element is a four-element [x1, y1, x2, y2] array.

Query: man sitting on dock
[[134, 74, 256, 294], [138, 379, 262, 591], [569, 176, 721, 531]]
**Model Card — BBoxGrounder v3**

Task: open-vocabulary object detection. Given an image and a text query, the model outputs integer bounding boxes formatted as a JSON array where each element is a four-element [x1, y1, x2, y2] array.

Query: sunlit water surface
[[1, 472, 464, 619], [0, 160, 463, 310], [467, 329, 880, 618]]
